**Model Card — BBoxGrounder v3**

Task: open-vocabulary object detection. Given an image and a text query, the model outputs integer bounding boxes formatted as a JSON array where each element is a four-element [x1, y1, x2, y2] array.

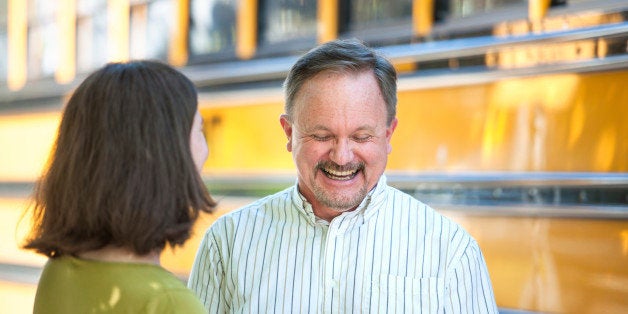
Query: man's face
[[280, 70, 397, 220]]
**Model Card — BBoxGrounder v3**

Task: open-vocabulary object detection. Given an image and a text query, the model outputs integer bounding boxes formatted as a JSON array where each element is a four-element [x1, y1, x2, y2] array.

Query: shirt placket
[[322, 218, 344, 313]]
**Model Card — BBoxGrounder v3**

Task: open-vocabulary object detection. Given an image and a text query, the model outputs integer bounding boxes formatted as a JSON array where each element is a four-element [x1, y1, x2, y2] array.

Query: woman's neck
[[77, 245, 161, 265]]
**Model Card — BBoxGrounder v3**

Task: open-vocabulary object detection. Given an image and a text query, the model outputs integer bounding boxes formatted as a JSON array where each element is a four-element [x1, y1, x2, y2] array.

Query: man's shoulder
[[385, 185, 439, 214], [385, 185, 472, 238]]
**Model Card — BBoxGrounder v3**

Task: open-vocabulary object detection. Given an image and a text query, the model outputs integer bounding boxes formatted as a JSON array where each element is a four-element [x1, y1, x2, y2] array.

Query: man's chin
[[315, 188, 367, 211]]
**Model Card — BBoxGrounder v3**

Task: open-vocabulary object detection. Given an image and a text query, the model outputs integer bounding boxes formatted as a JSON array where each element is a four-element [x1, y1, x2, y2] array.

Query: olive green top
[[34, 255, 206, 313]]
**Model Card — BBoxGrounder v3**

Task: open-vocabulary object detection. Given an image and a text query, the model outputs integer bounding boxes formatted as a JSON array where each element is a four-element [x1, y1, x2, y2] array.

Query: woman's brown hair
[[23, 60, 216, 257]]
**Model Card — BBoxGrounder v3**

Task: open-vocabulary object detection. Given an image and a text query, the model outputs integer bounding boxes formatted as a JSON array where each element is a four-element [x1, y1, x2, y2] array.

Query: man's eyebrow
[[355, 125, 376, 131], [310, 125, 330, 131], [296, 124, 329, 133]]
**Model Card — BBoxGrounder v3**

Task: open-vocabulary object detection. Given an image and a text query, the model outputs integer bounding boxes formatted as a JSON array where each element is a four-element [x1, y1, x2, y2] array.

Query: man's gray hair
[[283, 39, 397, 125]]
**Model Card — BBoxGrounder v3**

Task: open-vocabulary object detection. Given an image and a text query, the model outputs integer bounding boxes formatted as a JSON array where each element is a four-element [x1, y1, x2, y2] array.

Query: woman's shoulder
[[143, 288, 207, 313], [36, 256, 205, 313]]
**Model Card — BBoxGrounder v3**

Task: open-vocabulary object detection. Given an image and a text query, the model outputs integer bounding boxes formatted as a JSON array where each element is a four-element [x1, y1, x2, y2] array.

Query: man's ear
[[279, 114, 293, 152], [386, 118, 398, 154]]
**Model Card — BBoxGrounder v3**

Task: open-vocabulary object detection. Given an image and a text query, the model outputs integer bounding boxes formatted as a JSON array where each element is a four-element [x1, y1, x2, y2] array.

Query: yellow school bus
[[0, 0, 626, 313]]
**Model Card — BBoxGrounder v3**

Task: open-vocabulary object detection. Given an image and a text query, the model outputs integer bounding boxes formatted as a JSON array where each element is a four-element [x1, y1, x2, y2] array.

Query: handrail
[[397, 54, 628, 90], [197, 171, 628, 194], [385, 171, 628, 187], [380, 22, 628, 63], [193, 172, 628, 219], [2, 172, 626, 219]]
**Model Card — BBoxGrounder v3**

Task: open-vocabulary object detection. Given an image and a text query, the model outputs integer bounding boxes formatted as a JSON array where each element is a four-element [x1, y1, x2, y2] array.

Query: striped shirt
[[188, 175, 498, 313]]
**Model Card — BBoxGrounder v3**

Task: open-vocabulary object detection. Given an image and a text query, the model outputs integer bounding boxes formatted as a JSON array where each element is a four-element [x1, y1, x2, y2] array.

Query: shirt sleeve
[[188, 227, 229, 313], [444, 239, 499, 313]]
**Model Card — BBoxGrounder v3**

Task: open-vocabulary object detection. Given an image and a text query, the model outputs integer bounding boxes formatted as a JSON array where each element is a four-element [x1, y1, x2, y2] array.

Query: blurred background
[[0, 0, 627, 313]]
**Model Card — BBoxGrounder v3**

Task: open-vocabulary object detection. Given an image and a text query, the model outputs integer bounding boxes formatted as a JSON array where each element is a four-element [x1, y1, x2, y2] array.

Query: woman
[[22, 60, 216, 313]]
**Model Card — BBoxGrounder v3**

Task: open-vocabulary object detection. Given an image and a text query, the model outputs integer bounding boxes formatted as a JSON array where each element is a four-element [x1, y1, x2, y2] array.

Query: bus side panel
[[444, 211, 628, 313], [196, 70, 628, 175], [391, 70, 628, 172]]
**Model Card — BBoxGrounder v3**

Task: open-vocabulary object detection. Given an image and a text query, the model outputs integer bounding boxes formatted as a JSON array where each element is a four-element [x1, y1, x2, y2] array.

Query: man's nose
[[329, 139, 354, 165]]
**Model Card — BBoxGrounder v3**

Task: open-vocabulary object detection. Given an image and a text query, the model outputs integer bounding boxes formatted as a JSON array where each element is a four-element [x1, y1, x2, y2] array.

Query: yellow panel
[[199, 102, 294, 175], [317, 0, 337, 43], [390, 71, 628, 172], [444, 211, 628, 313], [107, 0, 130, 62], [236, 0, 257, 59], [528, 0, 550, 20], [193, 71, 625, 174], [0, 112, 61, 182], [0, 197, 48, 267], [7, 0, 28, 90], [3, 70, 626, 183], [169, 0, 189, 66], [413, 0, 433, 36], [55, 0, 77, 84], [391, 84, 491, 171], [194, 71, 628, 174], [0, 281, 37, 314]]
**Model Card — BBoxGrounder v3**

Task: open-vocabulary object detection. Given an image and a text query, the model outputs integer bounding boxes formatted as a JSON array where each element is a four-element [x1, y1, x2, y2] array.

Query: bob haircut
[[23, 60, 216, 257], [283, 38, 397, 126]]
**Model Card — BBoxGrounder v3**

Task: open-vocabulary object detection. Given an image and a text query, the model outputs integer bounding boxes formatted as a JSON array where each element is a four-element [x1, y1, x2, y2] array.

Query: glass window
[[345, 0, 412, 30], [0, 32, 6, 83], [76, 0, 107, 73], [432, 0, 528, 39], [447, 0, 525, 19], [0, 0, 7, 82], [259, 0, 317, 45], [27, 0, 58, 79], [339, 0, 413, 45], [130, 0, 174, 60], [130, 4, 148, 59], [189, 0, 237, 57]]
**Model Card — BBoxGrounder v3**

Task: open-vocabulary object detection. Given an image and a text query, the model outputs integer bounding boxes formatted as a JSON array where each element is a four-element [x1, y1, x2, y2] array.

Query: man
[[188, 39, 498, 313]]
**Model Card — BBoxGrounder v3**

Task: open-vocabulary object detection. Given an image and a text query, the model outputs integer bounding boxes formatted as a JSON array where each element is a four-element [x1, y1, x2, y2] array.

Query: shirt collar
[[289, 175, 389, 226]]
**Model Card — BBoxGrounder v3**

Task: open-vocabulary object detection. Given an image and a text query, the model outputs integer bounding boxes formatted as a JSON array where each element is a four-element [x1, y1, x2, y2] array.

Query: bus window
[[76, 0, 108, 73], [189, 0, 237, 60], [130, 0, 174, 61], [27, 0, 58, 79], [258, 0, 317, 50], [447, 0, 525, 19], [130, 4, 148, 60], [431, 0, 528, 39], [339, 0, 413, 46], [0, 0, 6, 83], [0, 32, 5, 84]]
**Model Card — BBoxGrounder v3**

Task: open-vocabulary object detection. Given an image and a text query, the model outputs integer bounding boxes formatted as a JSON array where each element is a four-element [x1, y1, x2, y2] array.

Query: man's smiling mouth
[[319, 162, 364, 181]]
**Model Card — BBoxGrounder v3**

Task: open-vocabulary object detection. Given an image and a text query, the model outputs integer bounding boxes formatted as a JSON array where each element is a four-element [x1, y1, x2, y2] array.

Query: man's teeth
[[325, 168, 357, 177]]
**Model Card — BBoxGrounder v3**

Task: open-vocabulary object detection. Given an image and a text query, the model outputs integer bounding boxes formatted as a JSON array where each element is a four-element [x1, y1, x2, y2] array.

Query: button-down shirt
[[188, 175, 498, 313]]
